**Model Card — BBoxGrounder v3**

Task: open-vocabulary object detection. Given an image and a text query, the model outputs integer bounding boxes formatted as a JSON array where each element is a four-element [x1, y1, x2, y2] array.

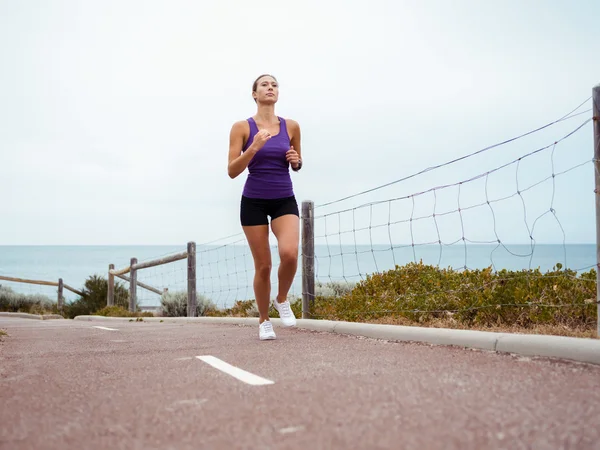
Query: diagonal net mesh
[[304, 102, 596, 330], [195, 234, 302, 313]]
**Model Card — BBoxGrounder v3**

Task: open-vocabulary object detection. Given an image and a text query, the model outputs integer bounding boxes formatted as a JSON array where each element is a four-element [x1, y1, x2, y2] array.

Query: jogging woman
[[227, 74, 302, 340]]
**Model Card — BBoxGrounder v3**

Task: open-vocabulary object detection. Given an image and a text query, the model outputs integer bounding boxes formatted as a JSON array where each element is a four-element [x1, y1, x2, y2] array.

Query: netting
[[301, 100, 596, 326], [196, 234, 303, 312]]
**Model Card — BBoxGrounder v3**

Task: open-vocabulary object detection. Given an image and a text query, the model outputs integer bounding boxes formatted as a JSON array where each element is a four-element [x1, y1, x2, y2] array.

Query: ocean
[[0, 244, 596, 309]]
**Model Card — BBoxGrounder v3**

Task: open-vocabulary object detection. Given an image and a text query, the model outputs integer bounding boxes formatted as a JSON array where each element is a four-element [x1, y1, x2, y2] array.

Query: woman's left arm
[[288, 119, 302, 171]]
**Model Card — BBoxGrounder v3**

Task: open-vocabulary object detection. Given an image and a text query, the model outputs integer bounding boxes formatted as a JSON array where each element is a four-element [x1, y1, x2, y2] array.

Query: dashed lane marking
[[196, 355, 274, 386]]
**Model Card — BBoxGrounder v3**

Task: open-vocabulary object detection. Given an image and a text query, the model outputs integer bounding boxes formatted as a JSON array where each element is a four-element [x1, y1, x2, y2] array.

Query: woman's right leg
[[242, 224, 271, 324]]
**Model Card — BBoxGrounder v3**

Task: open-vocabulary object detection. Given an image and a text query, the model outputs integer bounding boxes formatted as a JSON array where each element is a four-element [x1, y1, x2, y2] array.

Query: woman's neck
[[254, 104, 278, 125]]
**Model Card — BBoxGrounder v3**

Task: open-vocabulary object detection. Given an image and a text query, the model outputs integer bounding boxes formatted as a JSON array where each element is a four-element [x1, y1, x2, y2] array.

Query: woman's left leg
[[270, 213, 300, 304], [269, 211, 299, 327]]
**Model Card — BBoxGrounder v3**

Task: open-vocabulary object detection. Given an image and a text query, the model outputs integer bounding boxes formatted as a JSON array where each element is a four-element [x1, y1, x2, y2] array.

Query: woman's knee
[[255, 260, 272, 278], [279, 247, 298, 265]]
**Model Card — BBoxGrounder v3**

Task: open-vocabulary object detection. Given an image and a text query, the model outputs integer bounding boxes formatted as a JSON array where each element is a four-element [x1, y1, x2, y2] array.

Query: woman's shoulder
[[230, 119, 251, 134], [232, 118, 252, 127], [280, 117, 300, 131]]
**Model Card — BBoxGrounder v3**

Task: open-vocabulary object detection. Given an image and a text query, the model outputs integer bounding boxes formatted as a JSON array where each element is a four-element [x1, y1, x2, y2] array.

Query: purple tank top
[[242, 116, 294, 199]]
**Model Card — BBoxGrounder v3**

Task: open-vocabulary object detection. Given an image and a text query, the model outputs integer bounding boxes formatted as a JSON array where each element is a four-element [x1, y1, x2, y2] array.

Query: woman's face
[[253, 76, 279, 104]]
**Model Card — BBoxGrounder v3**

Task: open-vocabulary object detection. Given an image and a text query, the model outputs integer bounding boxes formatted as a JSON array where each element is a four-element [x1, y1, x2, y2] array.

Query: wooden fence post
[[187, 241, 197, 317], [57, 278, 64, 312], [592, 83, 600, 337], [129, 258, 137, 313], [301, 200, 315, 319], [107, 264, 115, 307]]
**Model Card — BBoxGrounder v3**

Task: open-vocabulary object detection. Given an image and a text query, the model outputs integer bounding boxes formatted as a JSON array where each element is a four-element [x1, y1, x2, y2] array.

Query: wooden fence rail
[[0, 275, 84, 311], [115, 274, 164, 296], [107, 242, 196, 316]]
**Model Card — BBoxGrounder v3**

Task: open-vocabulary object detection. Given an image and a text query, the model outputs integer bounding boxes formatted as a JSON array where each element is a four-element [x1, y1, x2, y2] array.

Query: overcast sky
[[1, 0, 599, 246]]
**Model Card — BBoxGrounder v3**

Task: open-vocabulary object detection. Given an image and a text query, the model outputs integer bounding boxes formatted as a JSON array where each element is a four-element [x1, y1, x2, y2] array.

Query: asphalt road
[[1, 317, 599, 450]]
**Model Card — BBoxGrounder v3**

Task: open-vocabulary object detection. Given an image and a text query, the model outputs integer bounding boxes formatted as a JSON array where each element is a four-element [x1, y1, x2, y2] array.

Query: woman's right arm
[[227, 121, 254, 179], [227, 121, 270, 179]]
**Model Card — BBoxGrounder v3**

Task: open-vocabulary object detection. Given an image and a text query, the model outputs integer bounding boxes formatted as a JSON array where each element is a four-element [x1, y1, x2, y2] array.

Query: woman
[[227, 74, 303, 340]]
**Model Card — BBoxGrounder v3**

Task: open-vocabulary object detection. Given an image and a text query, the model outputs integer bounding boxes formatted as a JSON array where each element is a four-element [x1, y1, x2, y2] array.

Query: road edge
[[73, 315, 600, 366], [0, 312, 64, 320]]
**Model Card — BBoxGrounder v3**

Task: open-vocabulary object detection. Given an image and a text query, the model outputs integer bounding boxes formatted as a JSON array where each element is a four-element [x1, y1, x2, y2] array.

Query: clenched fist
[[249, 129, 271, 153], [286, 145, 300, 168]]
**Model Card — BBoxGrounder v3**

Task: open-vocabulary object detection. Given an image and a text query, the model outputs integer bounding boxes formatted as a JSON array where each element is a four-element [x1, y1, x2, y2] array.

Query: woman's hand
[[249, 129, 271, 153], [286, 145, 300, 168]]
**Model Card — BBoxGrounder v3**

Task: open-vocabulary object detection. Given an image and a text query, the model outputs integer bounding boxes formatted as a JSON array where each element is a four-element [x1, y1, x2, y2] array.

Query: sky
[[1, 0, 599, 246]]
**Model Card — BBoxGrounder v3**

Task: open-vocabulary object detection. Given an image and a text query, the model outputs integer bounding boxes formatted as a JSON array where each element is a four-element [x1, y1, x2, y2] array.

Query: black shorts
[[240, 195, 299, 226]]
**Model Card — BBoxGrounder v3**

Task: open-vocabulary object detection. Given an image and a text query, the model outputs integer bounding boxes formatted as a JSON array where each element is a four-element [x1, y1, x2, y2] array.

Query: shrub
[[315, 280, 356, 298], [205, 299, 259, 317], [94, 305, 153, 318], [160, 290, 217, 317], [310, 261, 597, 329], [0, 285, 55, 314], [63, 275, 131, 319]]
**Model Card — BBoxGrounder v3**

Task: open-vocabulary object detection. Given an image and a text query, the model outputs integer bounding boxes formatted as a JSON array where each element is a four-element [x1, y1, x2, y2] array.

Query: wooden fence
[[0, 275, 83, 311], [107, 241, 197, 316]]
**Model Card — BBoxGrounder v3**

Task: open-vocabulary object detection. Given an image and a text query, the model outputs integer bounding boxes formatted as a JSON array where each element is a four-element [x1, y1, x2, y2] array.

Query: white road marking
[[196, 355, 274, 386], [93, 326, 118, 331], [165, 399, 207, 412], [175, 357, 193, 361], [279, 426, 305, 435]]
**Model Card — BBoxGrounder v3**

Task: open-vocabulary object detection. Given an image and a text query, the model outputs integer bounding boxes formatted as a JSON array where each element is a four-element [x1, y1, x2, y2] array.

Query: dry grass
[[367, 316, 598, 339], [305, 264, 597, 339], [94, 306, 153, 318]]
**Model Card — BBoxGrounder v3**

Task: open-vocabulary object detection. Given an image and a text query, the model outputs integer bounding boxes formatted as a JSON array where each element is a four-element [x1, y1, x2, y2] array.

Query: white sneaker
[[273, 299, 297, 327], [259, 320, 276, 340]]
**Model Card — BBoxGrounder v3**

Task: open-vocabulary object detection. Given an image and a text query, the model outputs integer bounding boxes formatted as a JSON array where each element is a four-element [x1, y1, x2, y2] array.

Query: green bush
[[0, 285, 55, 314], [311, 261, 597, 328], [160, 290, 217, 317], [62, 275, 131, 319]]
